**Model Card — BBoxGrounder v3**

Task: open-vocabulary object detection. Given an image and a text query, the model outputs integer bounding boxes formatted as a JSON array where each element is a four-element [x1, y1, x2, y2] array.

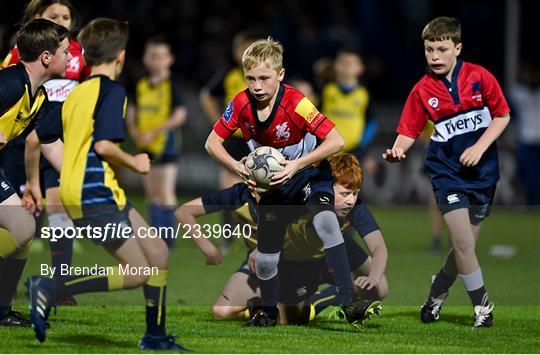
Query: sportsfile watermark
[[41, 223, 254, 243]]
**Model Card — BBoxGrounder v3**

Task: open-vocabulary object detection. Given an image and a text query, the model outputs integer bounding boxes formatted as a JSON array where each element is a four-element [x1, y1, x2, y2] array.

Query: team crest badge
[[428, 97, 439, 109]]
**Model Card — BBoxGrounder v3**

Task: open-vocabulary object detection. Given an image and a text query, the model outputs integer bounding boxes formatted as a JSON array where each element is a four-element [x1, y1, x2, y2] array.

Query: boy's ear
[[455, 43, 463, 56], [40, 51, 52, 68], [278, 67, 285, 81], [117, 49, 126, 64]]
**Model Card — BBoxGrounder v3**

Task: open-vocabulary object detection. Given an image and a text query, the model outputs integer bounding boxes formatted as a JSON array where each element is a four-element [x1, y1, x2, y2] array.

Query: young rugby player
[[0, 19, 70, 327], [24, 18, 185, 349], [383, 17, 510, 327], [205, 38, 363, 327]]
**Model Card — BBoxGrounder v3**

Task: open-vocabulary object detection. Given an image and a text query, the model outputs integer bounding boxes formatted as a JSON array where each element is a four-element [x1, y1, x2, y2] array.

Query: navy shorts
[[223, 136, 250, 161], [0, 173, 18, 203], [40, 160, 60, 191], [434, 185, 496, 224], [278, 233, 369, 305], [73, 203, 133, 246], [145, 131, 179, 165], [0, 135, 26, 197]]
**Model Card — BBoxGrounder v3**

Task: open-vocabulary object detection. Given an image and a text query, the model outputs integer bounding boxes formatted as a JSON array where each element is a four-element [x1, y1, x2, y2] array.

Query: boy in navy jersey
[[383, 17, 510, 327], [205, 38, 366, 327]]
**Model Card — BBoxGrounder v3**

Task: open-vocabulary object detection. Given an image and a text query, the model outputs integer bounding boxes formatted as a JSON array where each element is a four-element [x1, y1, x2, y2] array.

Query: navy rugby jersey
[[397, 60, 510, 189]]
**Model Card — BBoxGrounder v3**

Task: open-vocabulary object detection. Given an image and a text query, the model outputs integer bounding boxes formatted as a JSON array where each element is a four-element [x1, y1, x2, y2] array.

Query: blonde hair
[[242, 37, 283, 72]]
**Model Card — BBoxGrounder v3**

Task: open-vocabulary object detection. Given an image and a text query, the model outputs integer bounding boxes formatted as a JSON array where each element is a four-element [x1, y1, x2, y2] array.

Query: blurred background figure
[[127, 36, 187, 248], [321, 47, 377, 175], [510, 61, 540, 206]]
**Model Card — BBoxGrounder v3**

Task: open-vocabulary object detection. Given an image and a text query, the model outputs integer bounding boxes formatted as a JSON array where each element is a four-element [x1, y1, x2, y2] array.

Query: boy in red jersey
[[383, 17, 510, 327], [205, 38, 367, 327]]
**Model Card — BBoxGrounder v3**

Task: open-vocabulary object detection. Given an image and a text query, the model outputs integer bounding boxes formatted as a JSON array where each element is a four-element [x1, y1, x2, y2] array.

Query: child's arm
[[355, 231, 388, 291], [138, 107, 187, 146], [93, 140, 150, 174], [205, 130, 250, 181], [382, 134, 416, 162], [175, 197, 223, 266], [270, 127, 344, 186], [460, 114, 510, 167]]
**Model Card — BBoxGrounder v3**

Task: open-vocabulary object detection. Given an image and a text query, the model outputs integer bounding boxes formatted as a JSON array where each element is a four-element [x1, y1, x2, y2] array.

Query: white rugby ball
[[244, 146, 285, 188]]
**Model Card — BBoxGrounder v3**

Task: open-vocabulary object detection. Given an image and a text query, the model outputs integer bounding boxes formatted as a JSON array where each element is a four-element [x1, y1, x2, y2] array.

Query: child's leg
[[128, 208, 170, 336], [443, 209, 488, 307], [213, 271, 259, 319], [0, 193, 35, 318], [255, 201, 285, 320]]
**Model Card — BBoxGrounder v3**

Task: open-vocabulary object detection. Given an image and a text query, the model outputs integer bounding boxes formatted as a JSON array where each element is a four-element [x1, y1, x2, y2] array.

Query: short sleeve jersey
[[133, 76, 184, 154], [213, 84, 335, 160], [397, 60, 510, 189], [0, 63, 48, 143], [283, 199, 380, 261], [60, 75, 127, 219], [321, 82, 372, 152]]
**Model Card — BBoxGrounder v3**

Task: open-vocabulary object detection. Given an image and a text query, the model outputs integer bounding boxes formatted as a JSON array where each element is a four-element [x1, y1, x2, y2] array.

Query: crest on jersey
[[428, 97, 439, 108], [274, 122, 291, 140], [471, 81, 482, 101], [223, 101, 233, 122]]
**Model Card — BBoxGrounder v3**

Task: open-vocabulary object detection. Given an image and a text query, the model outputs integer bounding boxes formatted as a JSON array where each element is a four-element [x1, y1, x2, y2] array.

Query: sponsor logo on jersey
[[296, 286, 307, 296], [319, 196, 330, 204], [295, 97, 320, 124], [428, 97, 439, 109], [471, 81, 482, 102], [447, 194, 460, 204], [223, 101, 233, 122], [1, 181, 10, 191], [431, 107, 492, 142], [274, 122, 291, 140]]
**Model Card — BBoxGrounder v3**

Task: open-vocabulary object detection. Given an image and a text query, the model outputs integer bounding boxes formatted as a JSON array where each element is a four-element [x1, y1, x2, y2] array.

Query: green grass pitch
[[1, 203, 539, 353]]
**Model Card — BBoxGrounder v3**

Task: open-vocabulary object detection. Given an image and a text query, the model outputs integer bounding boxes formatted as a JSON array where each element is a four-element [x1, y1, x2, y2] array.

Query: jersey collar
[[249, 83, 285, 129], [439, 59, 463, 105]]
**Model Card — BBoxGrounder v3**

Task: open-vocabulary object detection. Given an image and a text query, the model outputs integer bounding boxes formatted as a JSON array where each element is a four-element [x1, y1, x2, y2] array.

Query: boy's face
[[245, 62, 285, 102], [39, 4, 72, 30], [334, 53, 363, 81], [333, 183, 359, 217], [143, 44, 174, 74], [424, 39, 462, 77], [47, 37, 71, 76]]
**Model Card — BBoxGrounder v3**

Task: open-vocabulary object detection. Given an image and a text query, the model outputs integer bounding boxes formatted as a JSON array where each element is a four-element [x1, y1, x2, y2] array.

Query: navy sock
[[149, 204, 164, 228], [468, 286, 488, 306], [161, 206, 176, 247], [259, 275, 279, 319], [324, 243, 354, 306], [309, 285, 339, 314], [50, 238, 73, 270], [429, 268, 457, 299]]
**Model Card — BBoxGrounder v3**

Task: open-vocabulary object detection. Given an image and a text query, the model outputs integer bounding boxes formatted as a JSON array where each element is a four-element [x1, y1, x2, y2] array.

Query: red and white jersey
[[397, 60, 510, 189], [213, 84, 335, 160], [2, 38, 88, 102]]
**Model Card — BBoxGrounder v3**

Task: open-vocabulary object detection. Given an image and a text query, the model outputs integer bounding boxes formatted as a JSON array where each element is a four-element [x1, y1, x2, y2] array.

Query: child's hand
[[354, 276, 379, 290], [204, 248, 223, 266], [382, 148, 406, 162], [137, 132, 156, 146], [133, 153, 151, 174], [22, 182, 43, 217], [269, 159, 300, 188], [460, 144, 484, 167], [237, 157, 256, 186]]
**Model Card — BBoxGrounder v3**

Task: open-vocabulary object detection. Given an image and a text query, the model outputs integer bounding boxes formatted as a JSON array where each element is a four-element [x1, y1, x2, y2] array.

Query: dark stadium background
[[1, 0, 536, 203]]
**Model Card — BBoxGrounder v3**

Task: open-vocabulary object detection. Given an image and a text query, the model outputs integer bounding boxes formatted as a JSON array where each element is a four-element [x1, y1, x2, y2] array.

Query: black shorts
[[434, 185, 496, 224], [278, 233, 369, 305], [0, 173, 17, 203], [72, 203, 133, 246], [223, 136, 250, 161], [40, 160, 60, 191], [0, 135, 26, 197]]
